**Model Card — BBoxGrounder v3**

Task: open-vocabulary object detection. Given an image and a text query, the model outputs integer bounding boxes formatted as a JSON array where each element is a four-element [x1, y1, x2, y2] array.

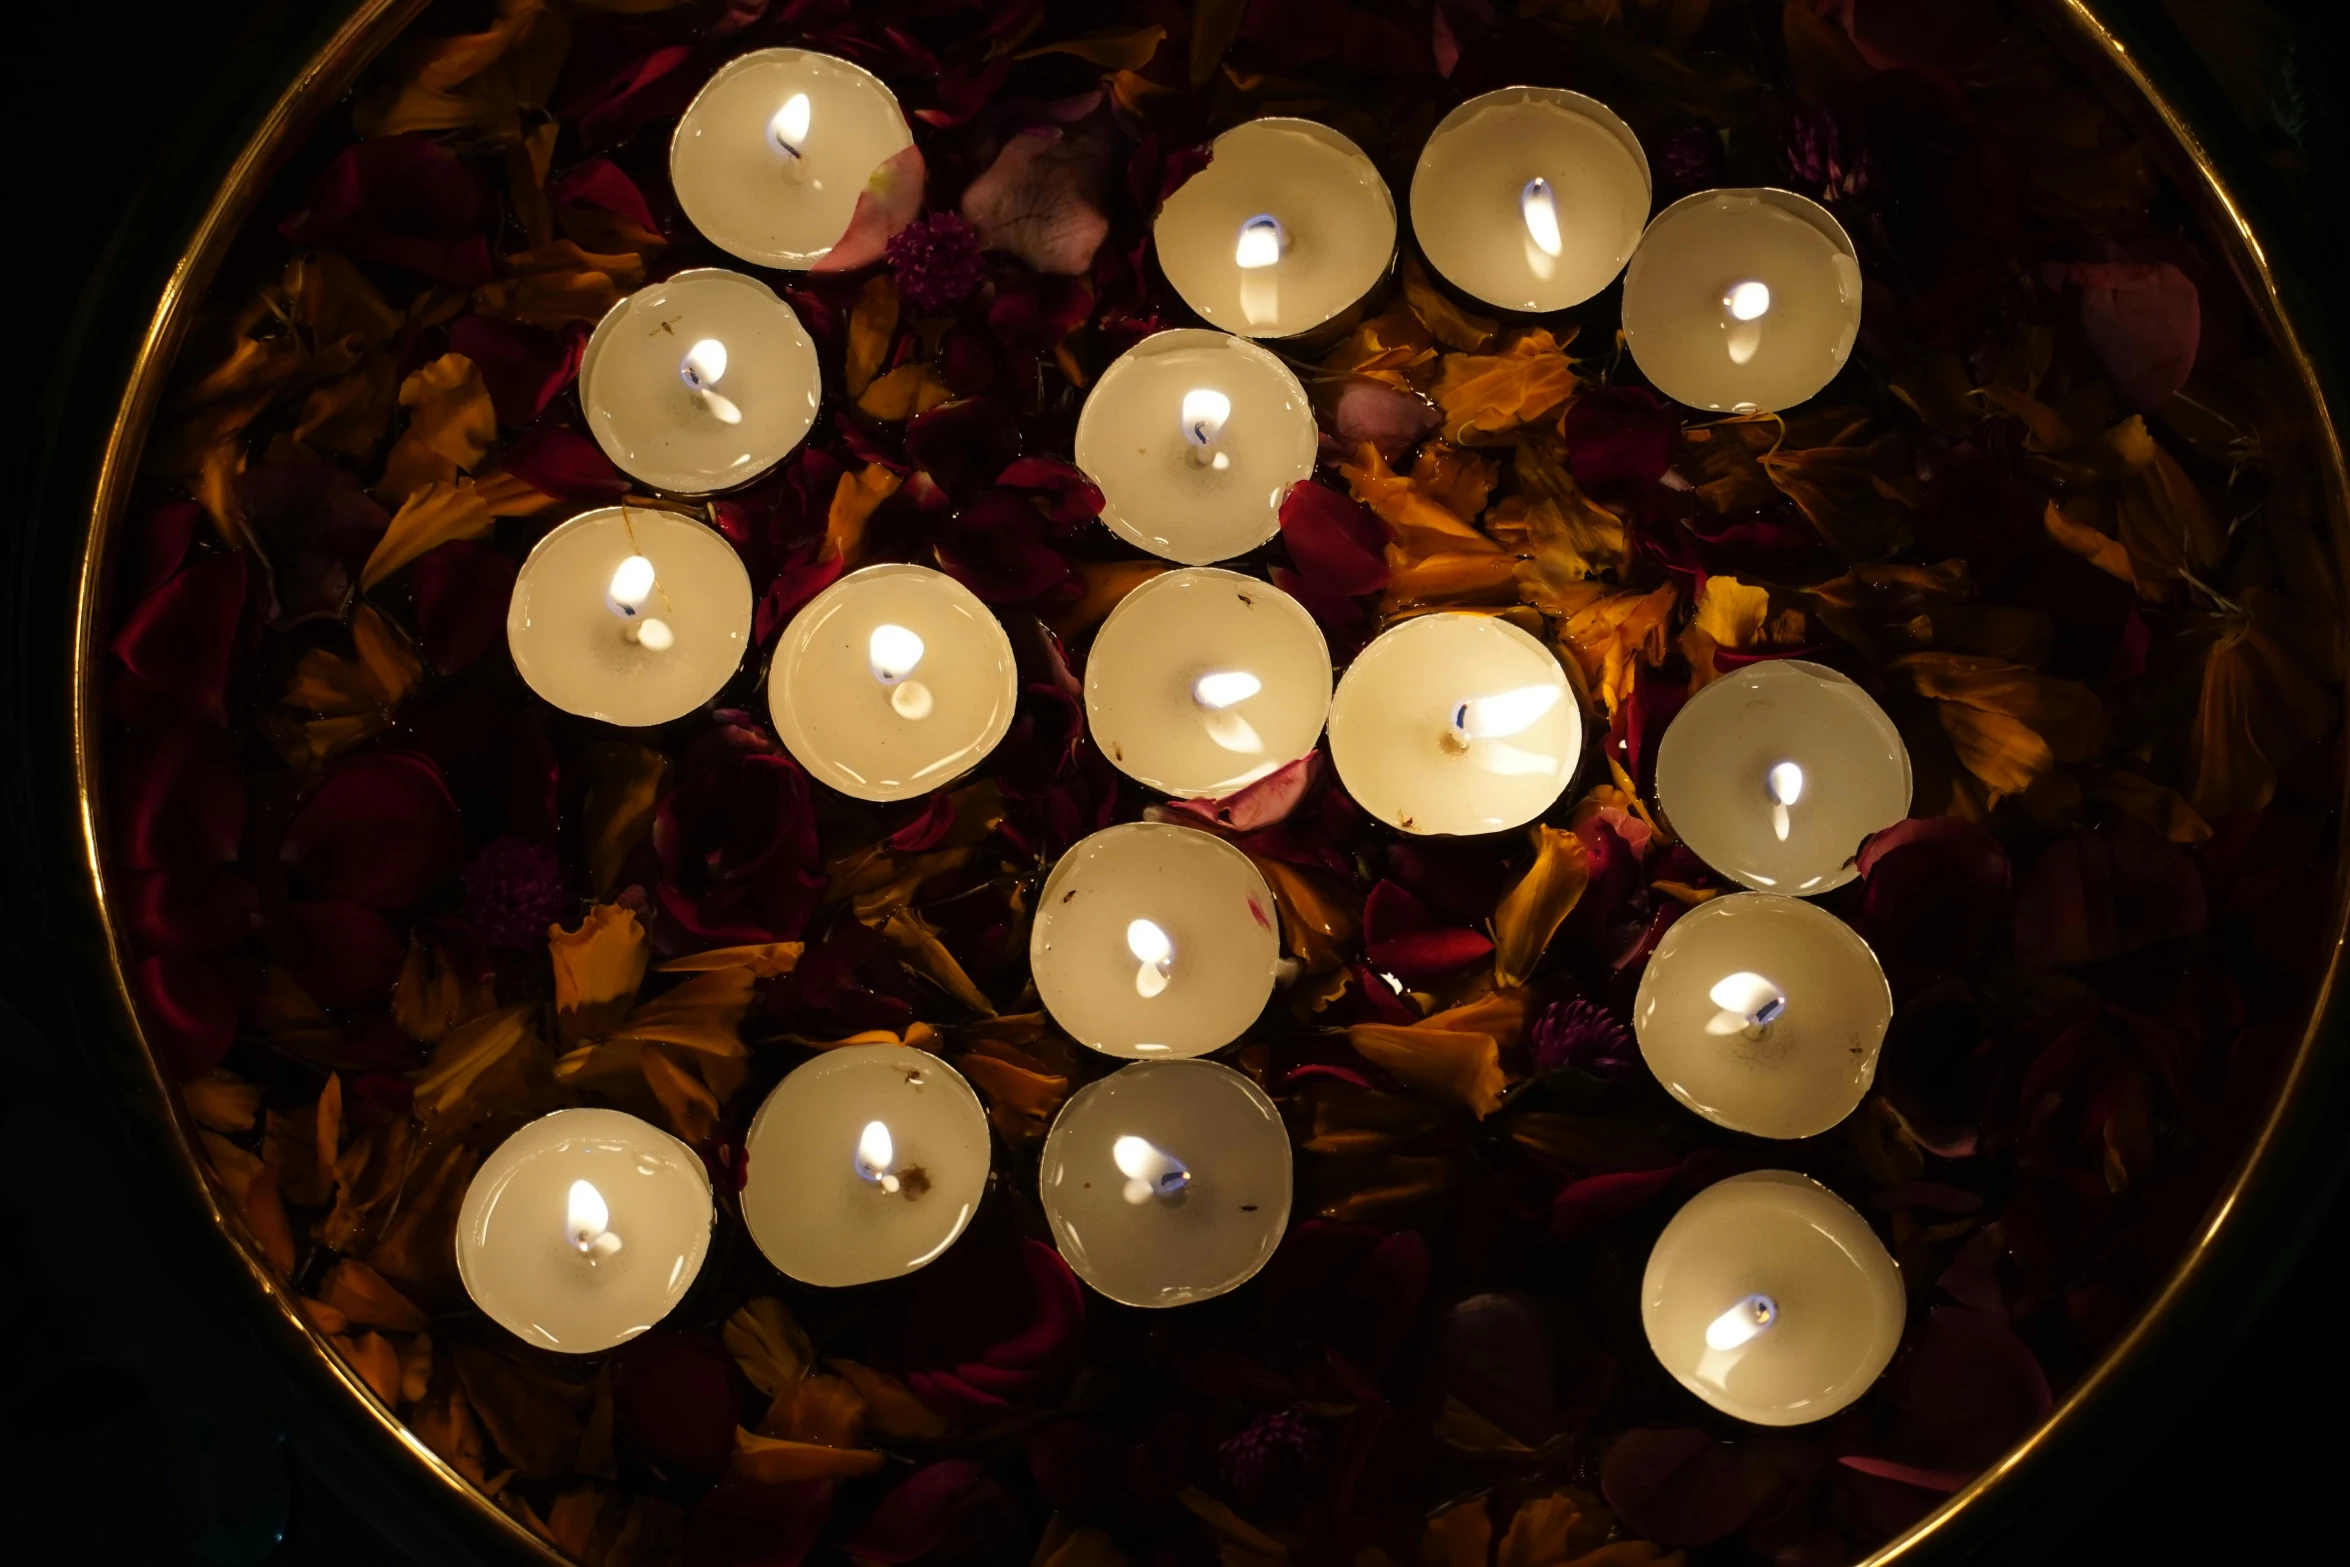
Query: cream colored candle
[[671, 49, 914, 270], [1085, 569, 1330, 798], [1642, 1170, 1904, 1426], [455, 1109, 714, 1354], [740, 1044, 991, 1287], [1411, 88, 1650, 313], [1654, 660, 1911, 895], [768, 563, 1018, 802], [1633, 892, 1891, 1139], [1154, 118, 1396, 338], [578, 269, 820, 496], [1327, 614, 1582, 836], [1074, 330, 1318, 564], [1039, 1059, 1292, 1307], [1031, 823, 1281, 1059], [1621, 189, 1862, 413], [507, 506, 753, 728]]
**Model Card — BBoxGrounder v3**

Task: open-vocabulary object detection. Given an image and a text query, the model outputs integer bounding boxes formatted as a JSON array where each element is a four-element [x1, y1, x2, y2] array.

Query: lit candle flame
[[1767, 760, 1804, 843], [1112, 1133, 1191, 1205], [607, 555, 656, 619], [855, 1119, 901, 1194], [1706, 971, 1787, 1037], [1704, 1293, 1777, 1351], [1451, 684, 1563, 743], [567, 1178, 624, 1259], [1521, 177, 1564, 258], [1725, 280, 1772, 321], [1234, 214, 1287, 269], [1192, 670, 1262, 710], [770, 92, 812, 158], [1181, 387, 1232, 469], [869, 624, 925, 685], [681, 338, 729, 389], [1127, 917, 1174, 999]]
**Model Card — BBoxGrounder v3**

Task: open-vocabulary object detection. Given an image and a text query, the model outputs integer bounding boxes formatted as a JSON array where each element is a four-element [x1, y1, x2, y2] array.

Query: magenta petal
[[281, 750, 463, 908], [136, 952, 247, 1081], [2060, 261, 2201, 411], [120, 501, 202, 608], [1280, 480, 1390, 596], [1601, 1428, 1755, 1547], [262, 899, 405, 1008], [1550, 1165, 1678, 1240], [112, 553, 249, 723], [115, 720, 245, 870], [618, 1333, 738, 1477], [813, 144, 926, 274], [686, 1481, 831, 1567], [1836, 1456, 1972, 1493], [447, 315, 586, 427], [1331, 379, 1440, 461], [500, 424, 627, 504], [843, 1461, 983, 1563], [412, 541, 518, 675], [960, 127, 1112, 276], [123, 867, 259, 956]]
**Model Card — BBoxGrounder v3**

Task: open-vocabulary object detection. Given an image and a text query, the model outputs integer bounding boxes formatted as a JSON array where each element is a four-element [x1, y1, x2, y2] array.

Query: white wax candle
[[671, 49, 914, 270], [507, 507, 753, 728], [1411, 88, 1651, 313], [1327, 613, 1583, 836], [1654, 659, 1911, 895], [1074, 330, 1318, 564], [455, 1108, 714, 1354], [768, 563, 1018, 802], [1085, 569, 1330, 798], [1039, 1059, 1292, 1307], [1621, 189, 1862, 413], [578, 269, 821, 495], [1031, 823, 1281, 1059], [1632, 892, 1892, 1139], [740, 1044, 991, 1287], [1154, 118, 1396, 339], [1642, 1170, 1904, 1425]]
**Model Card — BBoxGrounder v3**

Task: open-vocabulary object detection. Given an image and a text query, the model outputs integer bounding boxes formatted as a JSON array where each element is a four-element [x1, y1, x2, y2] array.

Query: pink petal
[[1836, 1456, 1973, 1493], [812, 144, 926, 274], [1163, 752, 1325, 828], [1550, 1164, 1679, 1240], [2058, 262, 2200, 411], [1331, 379, 1441, 460], [960, 128, 1112, 277]]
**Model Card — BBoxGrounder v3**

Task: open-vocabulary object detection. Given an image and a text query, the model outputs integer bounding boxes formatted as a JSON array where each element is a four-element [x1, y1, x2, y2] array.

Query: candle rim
[[1075, 329, 1319, 565], [1638, 1167, 1905, 1426], [1083, 565, 1333, 797], [576, 266, 821, 496], [766, 560, 1019, 803], [1651, 656, 1913, 897], [669, 46, 914, 270], [1630, 889, 1894, 1141], [1620, 186, 1864, 414], [1152, 117, 1399, 340], [1038, 1056, 1293, 1309]]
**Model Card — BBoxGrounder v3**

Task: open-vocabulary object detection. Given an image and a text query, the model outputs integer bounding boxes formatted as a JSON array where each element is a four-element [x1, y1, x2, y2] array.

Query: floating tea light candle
[[1642, 1170, 1904, 1425], [1653, 659, 1912, 894], [1154, 119, 1396, 339], [671, 49, 914, 269], [768, 563, 1018, 802], [1031, 823, 1281, 1059], [577, 269, 821, 495], [507, 507, 753, 727], [1632, 892, 1892, 1139], [455, 1109, 714, 1354], [1084, 569, 1331, 798], [1074, 329, 1318, 565], [1620, 189, 1862, 413], [741, 1043, 992, 1287], [1411, 87, 1651, 313], [1327, 614, 1583, 836], [1039, 1059, 1292, 1307]]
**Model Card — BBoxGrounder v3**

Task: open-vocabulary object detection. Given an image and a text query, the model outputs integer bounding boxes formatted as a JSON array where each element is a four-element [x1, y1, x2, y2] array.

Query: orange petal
[[831, 1359, 953, 1439], [845, 274, 900, 398], [583, 743, 670, 899], [1346, 1022, 1508, 1118], [334, 1330, 404, 1407], [550, 904, 650, 1043], [361, 479, 494, 589], [728, 1429, 886, 1483], [723, 1297, 813, 1397], [182, 1072, 261, 1134], [320, 1257, 428, 1332], [1422, 1500, 1494, 1567], [858, 363, 955, 421], [1432, 329, 1576, 446]]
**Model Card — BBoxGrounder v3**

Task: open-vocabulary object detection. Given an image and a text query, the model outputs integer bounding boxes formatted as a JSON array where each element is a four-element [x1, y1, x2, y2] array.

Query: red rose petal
[[412, 541, 518, 675], [111, 553, 249, 723], [281, 750, 463, 908]]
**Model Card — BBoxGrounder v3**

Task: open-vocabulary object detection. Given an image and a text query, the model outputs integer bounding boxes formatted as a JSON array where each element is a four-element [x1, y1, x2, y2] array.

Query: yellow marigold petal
[[583, 743, 670, 899], [1492, 825, 1590, 988], [361, 479, 494, 589], [1431, 329, 1576, 445], [550, 904, 650, 1043], [845, 274, 900, 397]]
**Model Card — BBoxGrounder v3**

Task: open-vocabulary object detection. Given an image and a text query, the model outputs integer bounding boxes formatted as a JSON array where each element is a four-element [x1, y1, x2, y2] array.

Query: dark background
[[4, 1, 2344, 1562]]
